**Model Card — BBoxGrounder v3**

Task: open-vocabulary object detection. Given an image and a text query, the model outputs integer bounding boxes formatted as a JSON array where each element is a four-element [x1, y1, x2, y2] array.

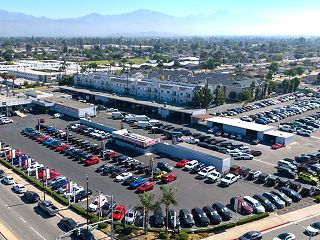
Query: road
[[262, 214, 320, 240], [0, 175, 64, 240]]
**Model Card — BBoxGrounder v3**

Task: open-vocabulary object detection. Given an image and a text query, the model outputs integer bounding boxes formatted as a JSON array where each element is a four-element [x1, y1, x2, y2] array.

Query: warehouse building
[[207, 116, 294, 145]]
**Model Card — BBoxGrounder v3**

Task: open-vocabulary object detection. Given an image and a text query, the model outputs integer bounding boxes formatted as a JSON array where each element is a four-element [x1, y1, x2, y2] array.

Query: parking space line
[[30, 227, 46, 240], [19, 217, 26, 223]]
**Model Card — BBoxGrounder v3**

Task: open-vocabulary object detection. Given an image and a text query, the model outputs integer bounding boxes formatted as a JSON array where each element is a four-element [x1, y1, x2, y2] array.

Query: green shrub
[[98, 222, 109, 229], [158, 232, 170, 240], [315, 195, 320, 203], [237, 213, 269, 225], [177, 231, 189, 240]]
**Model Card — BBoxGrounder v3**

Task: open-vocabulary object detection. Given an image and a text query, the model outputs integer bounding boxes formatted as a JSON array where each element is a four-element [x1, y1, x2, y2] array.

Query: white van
[[149, 119, 161, 126], [243, 196, 265, 213], [137, 121, 152, 128], [112, 112, 124, 119], [277, 160, 297, 171], [134, 115, 149, 121], [124, 114, 136, 122]]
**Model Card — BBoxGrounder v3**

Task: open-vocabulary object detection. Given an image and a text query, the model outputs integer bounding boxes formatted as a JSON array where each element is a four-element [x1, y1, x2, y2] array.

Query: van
[[137, 121, 152, 128], [134, 115, 149, 121], [277, 160, 297, 171], [112, 112, 124, 119], [124, 114, 135, 122]]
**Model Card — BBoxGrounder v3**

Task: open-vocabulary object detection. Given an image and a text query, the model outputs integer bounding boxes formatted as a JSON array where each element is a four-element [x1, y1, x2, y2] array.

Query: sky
[[2, 0, 320, 19]]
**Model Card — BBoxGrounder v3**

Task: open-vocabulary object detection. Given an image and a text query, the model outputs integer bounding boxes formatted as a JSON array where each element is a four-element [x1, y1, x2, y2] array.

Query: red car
[[105, 151, 118, 160], [55, 143, 70, 152], [249, 150, 262, 156], [112, 205, 126, 221], [271, 143, 285, 149], [38, 169, 61, 179], [137, 182, 155, 192], [85, 156, 100, 166], [175, 159, 190, 168], [36, 135, 50, 142], [161, 173, 177, 183], [230, 197, 253, 215]]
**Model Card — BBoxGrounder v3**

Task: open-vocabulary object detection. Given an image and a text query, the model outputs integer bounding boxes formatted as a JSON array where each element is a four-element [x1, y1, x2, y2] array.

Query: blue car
[[43, 138, 55, 145], [255, 118, 267, 125], [51, 179, 67, 190], [129, 177, 148, 188], [47, 127, 57, 132]]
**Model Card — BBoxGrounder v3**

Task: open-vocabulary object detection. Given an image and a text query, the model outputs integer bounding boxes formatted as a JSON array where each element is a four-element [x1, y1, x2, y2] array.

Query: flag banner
[[35, 167, 39, 180]]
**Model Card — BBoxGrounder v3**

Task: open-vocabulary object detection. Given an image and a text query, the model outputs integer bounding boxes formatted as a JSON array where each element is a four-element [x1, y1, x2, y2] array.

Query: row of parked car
[[68, 123, 112, 140], [279, 111, 320, 136], [0, 116, 13, 125], [223, 94, 296, 117]]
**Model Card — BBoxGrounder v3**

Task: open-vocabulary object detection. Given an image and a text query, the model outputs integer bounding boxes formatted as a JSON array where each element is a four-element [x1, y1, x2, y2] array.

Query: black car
[[102, 166, 119, 175], [0, 169, 6, 178], [110, 168, 127, 178], [297, 165, 317, 176], [190, 164, 206, 174], [153, 208, 165, 228], [212, 202, 232, 221], [280, 187, 302, 202], [101, 201, 116, 217], [167, 209, 180, 228], [253, 194, 276, 212], [60, 217, 77, 231], [179, 208, 194, 228], [271, 189, 292, 206], [239, 231, 262, 240], [266, 175, 280, 186], [23, 191, 40, 203], [289, 181, 302, 192], [95, 164, 109, 173], [191, 208, 210, 227], [202, 206, 222, 224], [74, 189, 92, 203], [73, 228, 94, 240], [277, 167, 297, 179], [256, 173, 270, 184]]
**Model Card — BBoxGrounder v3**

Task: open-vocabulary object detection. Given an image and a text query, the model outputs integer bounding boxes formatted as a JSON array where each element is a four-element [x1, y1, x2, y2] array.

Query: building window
[[161, 90, 164, 93], [186, 93, 191, 98], [180, 93, 183, 95], [167, 91, 170, 94]]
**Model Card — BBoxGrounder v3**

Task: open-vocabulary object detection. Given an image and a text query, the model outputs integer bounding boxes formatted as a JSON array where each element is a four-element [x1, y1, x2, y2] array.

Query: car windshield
[[278, 233, 289, 238], [312, 222, 320, 229], [242, 201, 249, 207], [225, 176, 231, 180], [127, 213, 134, 217], [114, 210, 121, 214]]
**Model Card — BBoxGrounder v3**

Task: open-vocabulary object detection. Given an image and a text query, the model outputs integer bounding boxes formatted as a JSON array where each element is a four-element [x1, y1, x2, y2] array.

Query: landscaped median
[[0, 157, 270, 238]]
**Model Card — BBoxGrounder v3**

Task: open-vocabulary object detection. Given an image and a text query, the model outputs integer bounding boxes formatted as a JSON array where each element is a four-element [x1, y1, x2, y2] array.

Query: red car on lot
[[161, 173, 177, 183], [175, 159, 190, 168], [271, 143, 285, 149], [137, 182, 155, 192], [36, 135, 51, 142], [38, 169, 61, 180], [85, 156, 100, 166], [105, 151, 118, 160], [112, 205, 126, 221], [230, 197, 253, 215], [55, 143, 70, 152]]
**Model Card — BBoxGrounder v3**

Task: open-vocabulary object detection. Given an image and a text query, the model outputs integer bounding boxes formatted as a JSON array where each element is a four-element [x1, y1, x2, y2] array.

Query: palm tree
[[88, 62, 98, 72], [1, 72, 9, 97], [160, 186, 178, 234], [135, 192, 157, 234], [10, 74, 16, 95]]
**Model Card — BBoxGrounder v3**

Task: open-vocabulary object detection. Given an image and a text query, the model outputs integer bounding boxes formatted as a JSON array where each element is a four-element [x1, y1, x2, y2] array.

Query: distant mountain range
[[0, 9, 278, 37]]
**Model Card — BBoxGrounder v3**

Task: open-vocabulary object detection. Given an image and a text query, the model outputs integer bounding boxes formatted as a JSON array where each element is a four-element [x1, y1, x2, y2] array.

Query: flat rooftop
[[264, 130, 294, 138], [59, 86, 196, 114], [177, 142, 228, 160], [207, 116, 274, 132], [113, 129, 160, 145], [44, 95, 95, 110]]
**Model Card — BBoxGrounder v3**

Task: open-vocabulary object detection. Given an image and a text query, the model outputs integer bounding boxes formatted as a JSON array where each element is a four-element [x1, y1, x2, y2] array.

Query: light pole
[[86, 174, 89, 230], [295, 222, 312, 240]]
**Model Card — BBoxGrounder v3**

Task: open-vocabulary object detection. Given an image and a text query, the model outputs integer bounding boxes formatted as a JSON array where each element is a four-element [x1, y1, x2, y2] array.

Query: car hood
[[307, 226, 319, 233]]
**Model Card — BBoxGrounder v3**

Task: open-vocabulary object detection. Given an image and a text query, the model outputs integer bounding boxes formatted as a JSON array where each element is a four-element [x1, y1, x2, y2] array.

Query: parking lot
[[0, 111, 318, 230]]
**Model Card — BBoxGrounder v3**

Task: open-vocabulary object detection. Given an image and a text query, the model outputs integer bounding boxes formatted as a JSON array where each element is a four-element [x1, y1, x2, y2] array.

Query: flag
[[35, 166, 39, 180], [42, 169, 46, 179], [18, 156, 22, 168], [46, 168, 50, 180], [97, 194, 100, 207], [65, 178, 70, 193]]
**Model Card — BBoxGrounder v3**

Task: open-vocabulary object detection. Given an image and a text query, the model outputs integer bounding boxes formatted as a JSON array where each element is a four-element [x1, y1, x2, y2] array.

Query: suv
[[299, 172, 319, 185]]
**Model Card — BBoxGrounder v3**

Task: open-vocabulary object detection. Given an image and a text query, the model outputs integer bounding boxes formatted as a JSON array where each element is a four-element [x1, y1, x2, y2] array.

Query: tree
[[192, 83, 214, 109], [292, 77, 300, 92], [266, 70, 273, 80], [2, 49, 14, 61], [160, 186, 178, 234], [284, 68, 296, 80], [58, 75, 74, 86], [26, 44, 32, 52], [282, 79, 290, 94], [191, 86, 202, 108], [10, 74, 16, 95], [135, 192, 157, 234], [249, 81, 256, 100], [268, 62, 279, 77], [316, 73, 320, 85], [228, 91, 237, 100], [295, 67, 304, 75], [88, 62, 98, 72], [267, 80, 278, 95], [1, 72, 9, 96], [214, 87, 225, 106], [240, 90, 252, 102]]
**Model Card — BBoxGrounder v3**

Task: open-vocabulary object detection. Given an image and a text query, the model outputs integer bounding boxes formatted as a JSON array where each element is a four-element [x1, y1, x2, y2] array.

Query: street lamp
[[86, 174, 89, 230], [295, 222, 312, 240]]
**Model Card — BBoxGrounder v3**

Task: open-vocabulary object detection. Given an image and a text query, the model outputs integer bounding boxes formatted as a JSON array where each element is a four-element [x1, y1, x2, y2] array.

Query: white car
[[47, 176, 67, 186], [306, 222, 320, 236], [63, 185, 84, 198], [115, 172, 133, 182], [243, 196, 265, 213], [1, 118, 13, 124], [13, 184, 27, 193], [70, 124, 80, 130], [272, 232, 295, 240], [181, 138, 200, 144], [235, 153, 253, 160], [53, 113, 61, 118], [198, 166, 216, 179], [183, 160, 199, 171], [227, 149, 241, 157], [2, 176, 15, 185], [125, 209, 137, 224], [220, 173, 239, 186], [57, 183, 79, 194], [26, 163, 44, 173], [207, 171, 221, 183], [89, 195, 107, 212], [297, 129, 312, 137], [239, 146, 250, 153]]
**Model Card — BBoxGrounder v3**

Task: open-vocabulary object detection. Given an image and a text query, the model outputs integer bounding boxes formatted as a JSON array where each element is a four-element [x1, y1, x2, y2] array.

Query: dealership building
[[207, 116, 294, 145]]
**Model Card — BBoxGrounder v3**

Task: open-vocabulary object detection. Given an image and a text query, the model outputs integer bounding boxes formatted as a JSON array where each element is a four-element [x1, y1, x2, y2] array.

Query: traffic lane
[[262, 214, 320, 240], [0, 176, 64, 240]]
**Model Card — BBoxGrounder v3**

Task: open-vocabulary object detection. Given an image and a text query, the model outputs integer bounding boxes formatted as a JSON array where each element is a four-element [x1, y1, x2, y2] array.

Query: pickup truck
[[38, 200, 59, 216]]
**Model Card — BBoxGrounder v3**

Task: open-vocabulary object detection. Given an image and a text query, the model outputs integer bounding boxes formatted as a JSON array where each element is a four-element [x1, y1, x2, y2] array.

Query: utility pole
[[110, 195, 114, 240]]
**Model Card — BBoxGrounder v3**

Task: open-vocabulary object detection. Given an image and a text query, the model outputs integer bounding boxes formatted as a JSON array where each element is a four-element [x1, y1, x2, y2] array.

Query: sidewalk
[[205, 204, 320, 240], [0, 220, 19, 240], [0, 164, 109, 240]]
